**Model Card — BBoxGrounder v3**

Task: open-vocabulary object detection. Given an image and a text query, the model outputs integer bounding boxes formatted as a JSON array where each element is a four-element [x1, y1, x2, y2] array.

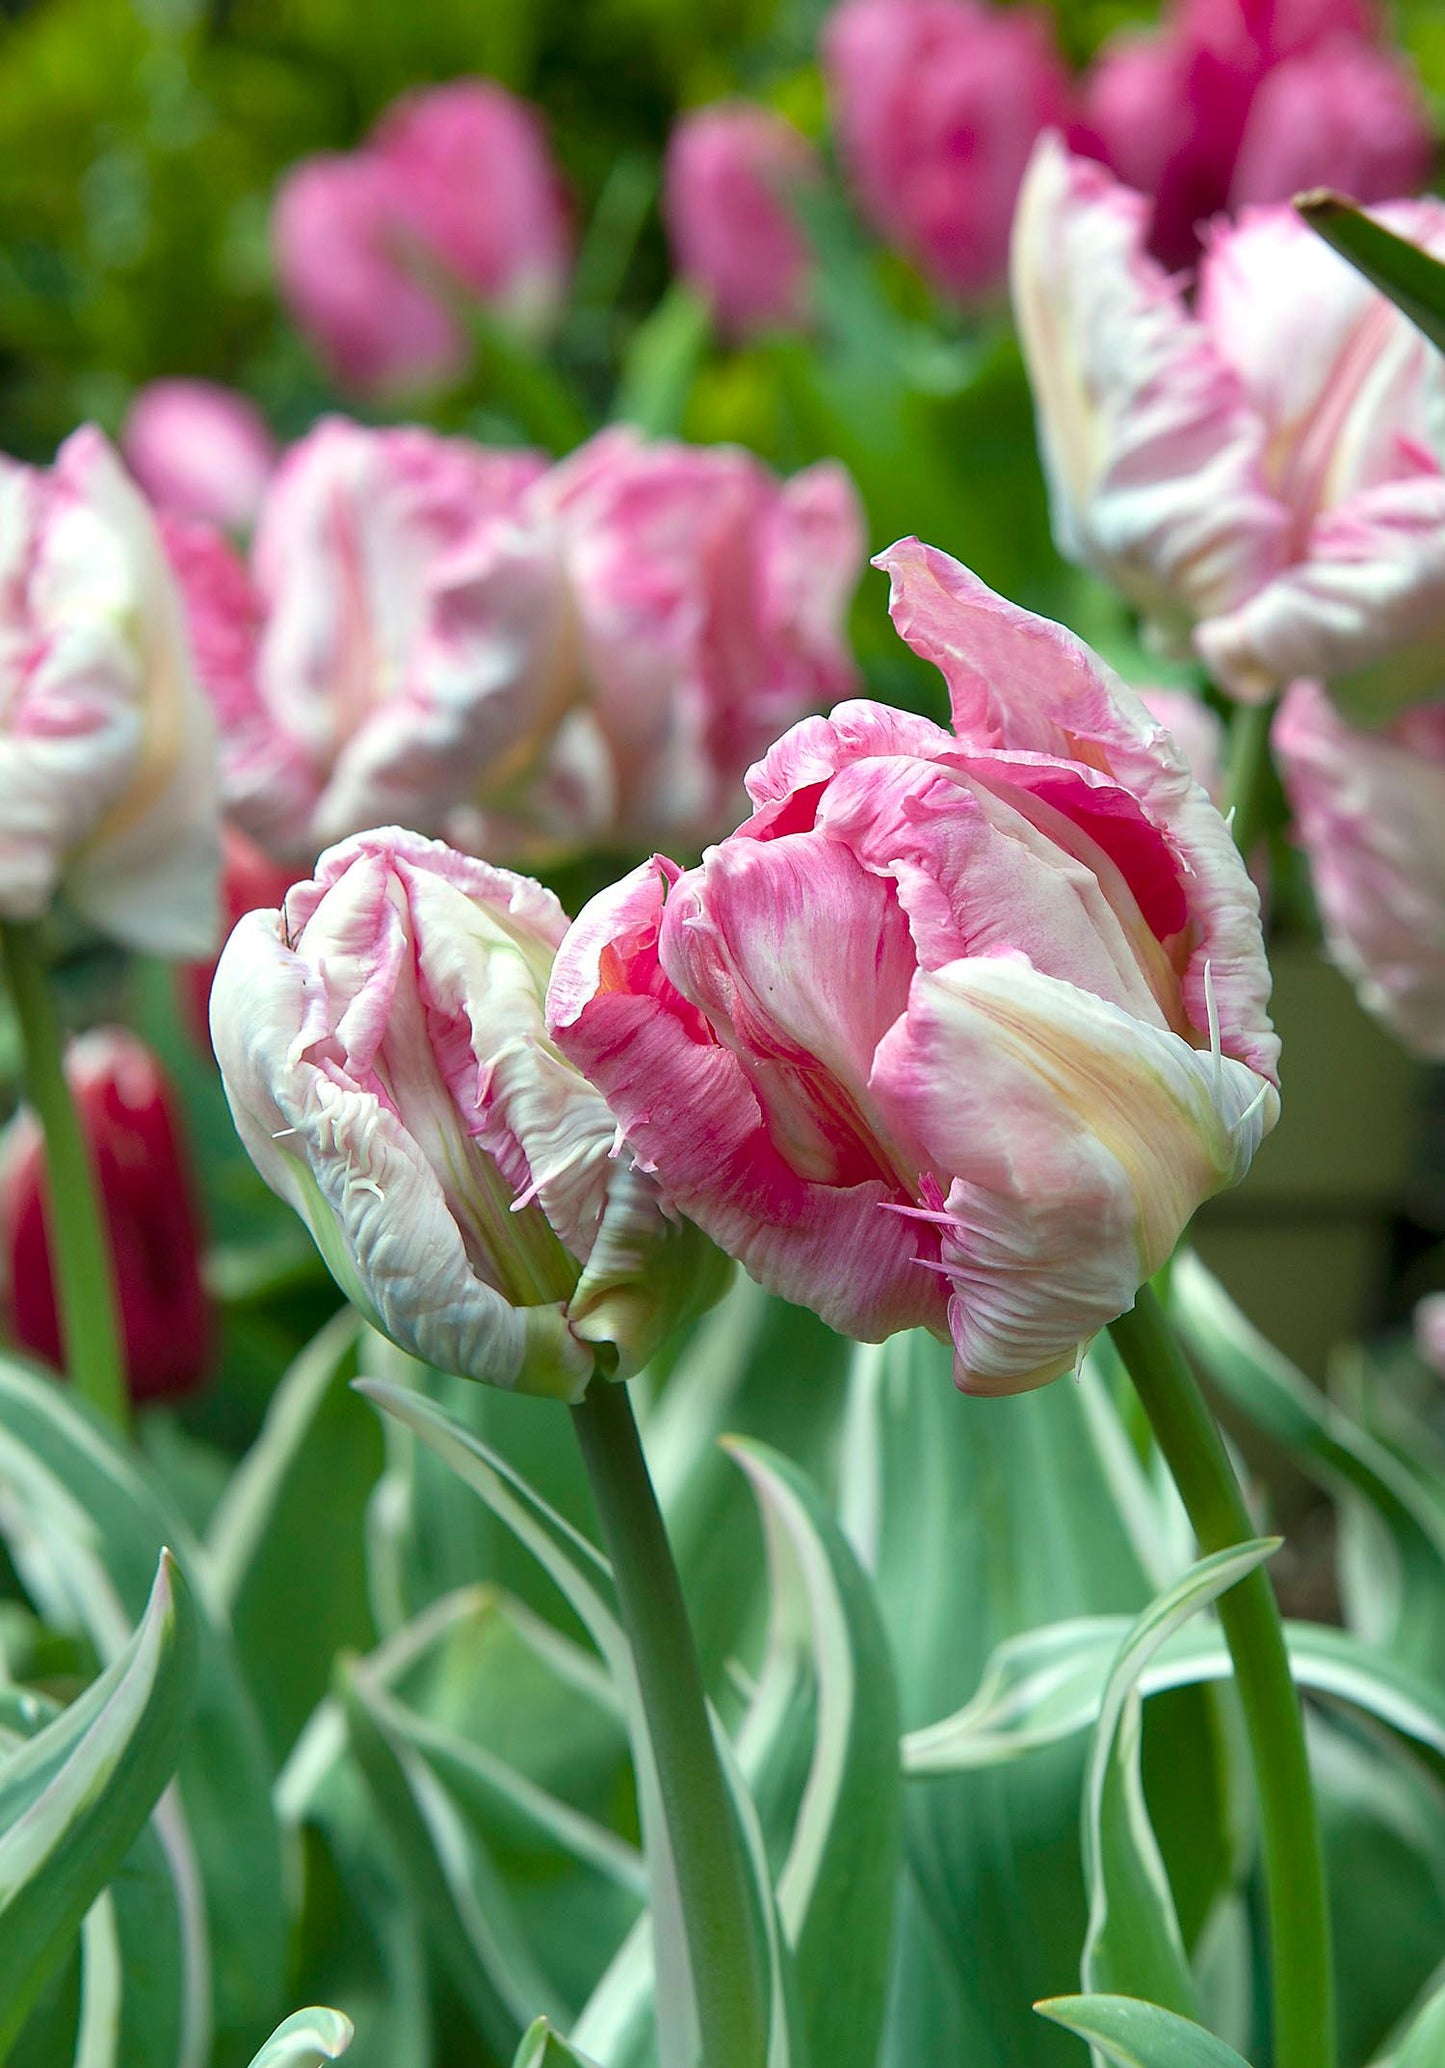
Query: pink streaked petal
[[867, 956, 1278, 1393], [1010, 135, 1287, 633], [743, 698, 955, 813]]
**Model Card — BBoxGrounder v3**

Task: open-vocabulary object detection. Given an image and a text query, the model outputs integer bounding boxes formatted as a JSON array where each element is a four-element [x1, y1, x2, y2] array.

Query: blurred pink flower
[[1078, 0, 1432, 267], [172, 420, 865, 866], [1, 1029, 211, 1404], [1414, 1292, 1445, 1376], [823, 0, 1071, 300], [1012, 139, 1445, 712], [210, 828, 729, 1396], [663, 102, 820, 339], [0, 427, 219, 954], [548, 539, 1278, 1395], [122, 380, 277, 533], [1273, 680, 1445, 1056], [272, 80, 570, 396]]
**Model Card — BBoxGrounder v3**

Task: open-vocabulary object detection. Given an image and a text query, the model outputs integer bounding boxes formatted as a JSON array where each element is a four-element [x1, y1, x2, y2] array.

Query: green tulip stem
[[1109, 1286, 1334, 2068], [571, 1375, 767, 2068], [1224, 694, 1277, 859], [0, 921, 129, 1435]]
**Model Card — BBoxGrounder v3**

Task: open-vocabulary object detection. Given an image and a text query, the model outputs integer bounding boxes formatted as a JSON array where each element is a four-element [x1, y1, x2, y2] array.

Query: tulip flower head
[[210, 829, 731, 1399], [549, 540, 1279, 1395], [824, 0, 1071, 301], [1012, 138, 1445, 715], [663, 102, 820, 340], [273, 81, 569, 397], [0, 428, 220, 955], [0, 1030, 211, 1403], [1273, 682, 1445, 1058], [122, 380, 278, 534]]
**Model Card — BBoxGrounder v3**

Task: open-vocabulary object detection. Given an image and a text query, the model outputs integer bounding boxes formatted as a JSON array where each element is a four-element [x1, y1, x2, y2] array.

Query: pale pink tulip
[[210, 829, 729, 1396], [122, 381, 278, 534], [1079, 0, 1431, 269], [663, 102, 819, 340], [1012, 138, 1445, 714], [273, 81, 569, 396], [548, 539, 1278, 1396], [1414, 1293, 1445, 1377], [164, 419, 559, 864], [1273, 680, 1445, 1056], [824, 0, 1070, 300], [0, 428, 219, 954]]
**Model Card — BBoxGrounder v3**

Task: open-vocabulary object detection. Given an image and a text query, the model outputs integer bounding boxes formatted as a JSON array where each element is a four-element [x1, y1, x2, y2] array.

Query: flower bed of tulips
[[2, 1, 1445, 2065]]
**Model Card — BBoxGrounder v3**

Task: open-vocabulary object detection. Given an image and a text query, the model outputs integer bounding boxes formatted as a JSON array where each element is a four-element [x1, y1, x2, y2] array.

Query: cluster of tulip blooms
[[4, 0, 1445, 2058]]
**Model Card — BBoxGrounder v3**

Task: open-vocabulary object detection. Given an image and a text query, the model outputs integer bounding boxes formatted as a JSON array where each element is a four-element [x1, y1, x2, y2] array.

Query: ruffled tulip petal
[[1273, 682, 1445, 1057], [868, 956, 1277, 1393], [1010, 134, 1287, 637]]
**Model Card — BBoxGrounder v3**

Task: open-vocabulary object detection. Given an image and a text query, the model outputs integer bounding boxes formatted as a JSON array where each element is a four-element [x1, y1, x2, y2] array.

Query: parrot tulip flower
[[210, 828, 731, 1399], [548, 539, 1279, 1396]]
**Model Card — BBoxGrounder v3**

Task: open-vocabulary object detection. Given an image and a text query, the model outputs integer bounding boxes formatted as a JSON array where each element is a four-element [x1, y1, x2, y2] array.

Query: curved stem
[[1110, 1286, 1333, 2068], [572, 1377, 766, 2068], [1, 922, 129, 1434], [1224, 695, 1277, 859]]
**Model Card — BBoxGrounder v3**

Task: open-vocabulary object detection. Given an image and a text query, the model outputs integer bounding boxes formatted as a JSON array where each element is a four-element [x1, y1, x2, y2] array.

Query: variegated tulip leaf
[[1036, 1994, 1254, 2067], [1169, 1252, 1445, 1672], [1390, 1973, 1445, 2067], [726, 1436, 902, 2068], [1296, 193, 1445, 356], [0, 1351, 285, 2053], [1080, 1542, 1278, 2017], [0, 1552, 197, 2056], [243, 2006, 355, 2067], [512, 2015, 605, 2068]]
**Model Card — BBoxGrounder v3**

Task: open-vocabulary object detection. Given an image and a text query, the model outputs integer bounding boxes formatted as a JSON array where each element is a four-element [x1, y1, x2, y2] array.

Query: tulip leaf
[[512, 2016, 604, 2068], [243, 2007, 355, 2067], [726, 1436, 902, 2068], [1391, 1975, 1445, 2067], [612, 281, 713, 436], [1169, 1253, 1445, 1673], [1036, 1994, 1254, 2067], [0, 1551, 197, 2056], [0, 1351, 286, 2056], [1296, 192, 1445, 356], [1080, 1543, 1277, 2017]]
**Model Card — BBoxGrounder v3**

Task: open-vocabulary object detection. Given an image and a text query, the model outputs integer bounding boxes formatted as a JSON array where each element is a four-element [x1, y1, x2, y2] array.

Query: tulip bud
[[824, 0, 1070, 300], [663, 103, 819, 340], [549, 541, 1279, 1396], [1011, 136, 1445, 715], [1273, 681, 1445, 1058], [0, 428, 220, 955], [210, 829, 731, 1398], [0, 1030, 211, 1403], [122, 381, 278, 534]]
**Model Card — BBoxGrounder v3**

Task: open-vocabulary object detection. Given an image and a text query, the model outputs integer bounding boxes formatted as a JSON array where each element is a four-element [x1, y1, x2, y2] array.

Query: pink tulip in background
[[0, 428, 220, 955], [164, 419, 559, 863], [273, 80, 569, 396], [1012, 138, 1445, 714], [823, 0, 1070, 300], [549, 538, 1278, 1395], [664, 102, 820, 339], [1078, 0, 1433, 268], [210, 828, 730, 1397], [171, 419, 864, 866], [1415, 1293, 1445, 1376], [1273, 681, 1445, 1058], [122, 380, 277, 533], [1, 1029, 211, 1403]]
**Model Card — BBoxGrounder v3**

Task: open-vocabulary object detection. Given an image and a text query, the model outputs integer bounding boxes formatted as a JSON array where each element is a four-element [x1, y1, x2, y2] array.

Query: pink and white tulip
[[272, 81, 569, 397], [172, 421, 864, 866], [121, 380, 277, 534], [0, 428, 219, 954], [1135, 688, 1227, 804], [823, 0, 1070, 301], [1273, 681, 1445, 1057], [663, 102, 819, 340], [210, 829, 730, 1398], [548, 539, 1279, 1396], [1012, 138, 1445, 714]]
